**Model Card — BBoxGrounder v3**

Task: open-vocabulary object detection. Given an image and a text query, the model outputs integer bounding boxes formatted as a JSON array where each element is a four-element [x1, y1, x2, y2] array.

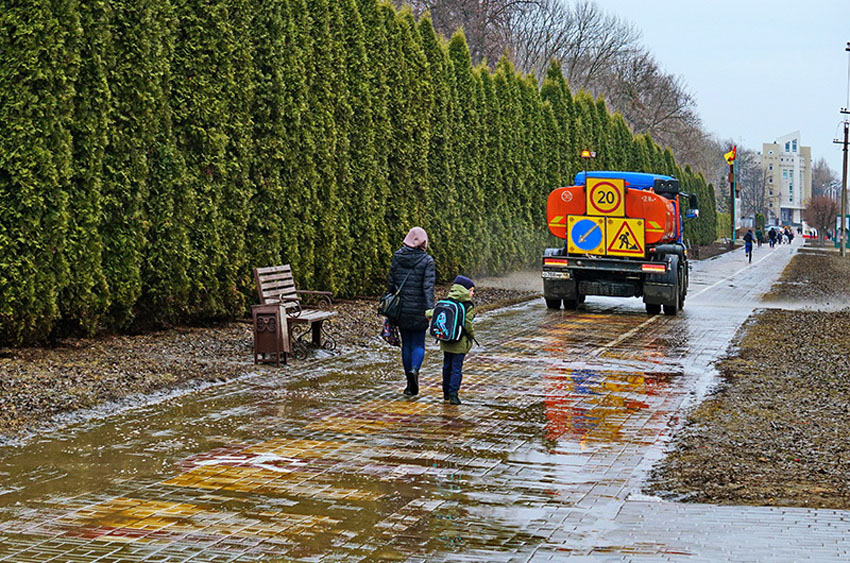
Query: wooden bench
[[253, 265, 338, 359]]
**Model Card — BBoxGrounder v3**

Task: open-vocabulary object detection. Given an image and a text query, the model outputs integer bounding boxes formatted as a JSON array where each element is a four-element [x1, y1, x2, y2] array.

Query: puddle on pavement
[[0, 301, 709, 561]]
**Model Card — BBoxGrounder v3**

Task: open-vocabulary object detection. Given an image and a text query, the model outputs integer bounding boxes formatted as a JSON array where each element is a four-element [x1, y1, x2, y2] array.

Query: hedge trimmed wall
[[0, 0, 716, 345]]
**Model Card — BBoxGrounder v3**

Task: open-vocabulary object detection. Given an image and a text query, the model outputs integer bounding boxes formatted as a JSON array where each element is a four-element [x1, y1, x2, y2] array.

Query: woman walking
[[387, 227, 435, 396]]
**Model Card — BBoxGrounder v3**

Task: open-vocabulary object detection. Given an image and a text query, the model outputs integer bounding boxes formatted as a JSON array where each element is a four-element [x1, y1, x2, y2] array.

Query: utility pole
[[837, 115, 849, 256], [835, 42, 850, 257]]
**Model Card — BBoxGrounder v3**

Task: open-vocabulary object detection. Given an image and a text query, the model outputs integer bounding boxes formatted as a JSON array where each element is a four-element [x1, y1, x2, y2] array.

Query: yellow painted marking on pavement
[[357, 400, 435, 415], [72, 495, 341, 541], [244, 438, 364, 458], [165, 465, 384, 501], [306, 416, 394, 433]]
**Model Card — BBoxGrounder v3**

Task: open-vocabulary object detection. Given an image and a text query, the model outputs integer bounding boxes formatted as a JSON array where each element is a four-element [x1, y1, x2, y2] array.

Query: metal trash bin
[[252, 303, 291, 366]]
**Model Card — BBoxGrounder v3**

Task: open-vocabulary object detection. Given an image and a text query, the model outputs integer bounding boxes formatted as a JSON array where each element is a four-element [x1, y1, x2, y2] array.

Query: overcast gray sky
[[599, 0, 849, 173]]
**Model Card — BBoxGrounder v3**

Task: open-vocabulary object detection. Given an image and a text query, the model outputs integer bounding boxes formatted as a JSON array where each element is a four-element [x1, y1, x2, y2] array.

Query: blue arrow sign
[[571, 218, 602, 251]]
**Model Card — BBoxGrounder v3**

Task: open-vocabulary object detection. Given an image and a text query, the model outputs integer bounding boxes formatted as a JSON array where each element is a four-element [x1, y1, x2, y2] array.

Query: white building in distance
[[761, 131, 812, 225]]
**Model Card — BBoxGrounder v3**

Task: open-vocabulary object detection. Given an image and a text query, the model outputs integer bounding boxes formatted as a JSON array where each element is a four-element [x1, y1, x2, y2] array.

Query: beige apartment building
[[761, 131, 812, 225]]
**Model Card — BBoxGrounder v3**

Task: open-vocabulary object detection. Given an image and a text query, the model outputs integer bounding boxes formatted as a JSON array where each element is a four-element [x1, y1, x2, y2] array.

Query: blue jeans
[[399, 329, 426, 374], [442, 352, 466, 396]]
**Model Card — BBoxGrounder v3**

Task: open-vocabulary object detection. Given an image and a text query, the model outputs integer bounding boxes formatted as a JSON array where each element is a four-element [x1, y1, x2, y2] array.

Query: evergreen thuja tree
[[170, 0, 236, 317], [283, 0, 319, 289], [103, 0, 169, 327], [304, 0, 343, 292], [397, 10, 432, 230], [323, 0, 360, 293], [487, 60, 513, 271], [0, 0, 77, 344], [216, 0, 255, 314], [447, 30, 485, 274], [247, 0, 292, 271], [62, 0, 111, 336], [139, 0, 192, 326], [540, 61, 577, 181], [418, 15, 458, 275], [517, 73, 550, 261], [356, 0, 392, 284], [381, 5, 413, 243], [338, 0, 382, 294]]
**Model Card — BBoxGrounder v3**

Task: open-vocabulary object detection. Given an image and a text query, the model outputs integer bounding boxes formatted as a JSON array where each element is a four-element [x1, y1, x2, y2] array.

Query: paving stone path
[[2, 239, 847, 561]]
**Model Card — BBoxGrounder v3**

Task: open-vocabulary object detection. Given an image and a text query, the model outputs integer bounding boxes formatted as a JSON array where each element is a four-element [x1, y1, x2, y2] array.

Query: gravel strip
[[647, 245, 850, 509]]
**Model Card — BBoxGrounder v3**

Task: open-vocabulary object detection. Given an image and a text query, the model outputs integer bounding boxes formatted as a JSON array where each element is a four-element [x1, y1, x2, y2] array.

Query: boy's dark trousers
[[442, 352, 466, 398]]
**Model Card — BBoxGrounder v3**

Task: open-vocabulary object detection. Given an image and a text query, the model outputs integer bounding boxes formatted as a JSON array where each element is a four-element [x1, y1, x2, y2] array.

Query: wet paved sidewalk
[[2, 239, 848, 561]]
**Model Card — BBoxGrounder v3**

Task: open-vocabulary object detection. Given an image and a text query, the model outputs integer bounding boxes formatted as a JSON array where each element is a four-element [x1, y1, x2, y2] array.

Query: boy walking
[[427, 275, 476, 405]]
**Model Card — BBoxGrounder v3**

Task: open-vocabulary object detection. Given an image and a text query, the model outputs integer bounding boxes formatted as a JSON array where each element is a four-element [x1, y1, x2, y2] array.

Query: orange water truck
[[542, 171, 699, 315]]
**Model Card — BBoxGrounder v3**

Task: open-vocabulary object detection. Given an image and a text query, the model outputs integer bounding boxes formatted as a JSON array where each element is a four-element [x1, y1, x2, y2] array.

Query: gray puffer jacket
[[387, 246, 436, 331]]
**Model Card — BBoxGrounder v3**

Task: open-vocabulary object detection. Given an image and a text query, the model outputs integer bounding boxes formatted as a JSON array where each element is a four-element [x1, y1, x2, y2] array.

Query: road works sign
[[606, 217, 645, 257], [586, 178, 625, 217], [567, 216, 606, 255]]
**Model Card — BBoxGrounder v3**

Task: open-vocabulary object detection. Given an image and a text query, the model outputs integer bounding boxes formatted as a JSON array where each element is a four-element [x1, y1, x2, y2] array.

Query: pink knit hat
[[403, 227, 428, 249]]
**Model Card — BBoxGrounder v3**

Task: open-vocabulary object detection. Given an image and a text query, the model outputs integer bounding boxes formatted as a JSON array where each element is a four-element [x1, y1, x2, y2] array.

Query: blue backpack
[[429, 299, 468, 342]]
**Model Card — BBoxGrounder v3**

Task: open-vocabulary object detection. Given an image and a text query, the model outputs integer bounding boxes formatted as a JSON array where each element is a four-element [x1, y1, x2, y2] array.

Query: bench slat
[[255, 265, 292, 275], [260, 281, 297, 294], [288, 310, 337, 322], [258, 272, 294, 283]]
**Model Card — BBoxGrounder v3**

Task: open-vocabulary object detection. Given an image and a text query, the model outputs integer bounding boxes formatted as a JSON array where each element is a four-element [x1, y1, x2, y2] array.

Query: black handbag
[[379, 255, 426, 321], [378, 290, 402, 321]]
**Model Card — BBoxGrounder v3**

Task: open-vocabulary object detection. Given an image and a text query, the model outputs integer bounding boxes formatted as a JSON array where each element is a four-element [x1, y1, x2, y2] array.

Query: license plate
[[542, 270, 571, 280]]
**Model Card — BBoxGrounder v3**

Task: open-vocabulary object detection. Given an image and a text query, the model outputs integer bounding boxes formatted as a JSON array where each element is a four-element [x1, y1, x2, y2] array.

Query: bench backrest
[[254, 265, 300, 314]]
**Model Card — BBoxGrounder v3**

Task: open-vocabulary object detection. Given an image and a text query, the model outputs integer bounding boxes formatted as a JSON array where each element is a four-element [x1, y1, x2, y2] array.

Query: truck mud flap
[[643, 255, 678, 305], [543, 278, 577, 300]]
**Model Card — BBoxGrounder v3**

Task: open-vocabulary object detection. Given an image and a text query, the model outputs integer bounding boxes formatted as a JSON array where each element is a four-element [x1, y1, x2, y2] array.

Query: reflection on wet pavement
[[3, 240, 850, 561]]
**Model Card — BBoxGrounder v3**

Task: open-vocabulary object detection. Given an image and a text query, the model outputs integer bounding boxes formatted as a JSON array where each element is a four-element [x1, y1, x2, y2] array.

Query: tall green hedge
[[0, 1, 716, 345]]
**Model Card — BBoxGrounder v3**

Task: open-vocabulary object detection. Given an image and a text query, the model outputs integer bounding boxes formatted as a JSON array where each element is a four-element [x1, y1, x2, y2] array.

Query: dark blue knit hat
[[453, 275, 475, 290]]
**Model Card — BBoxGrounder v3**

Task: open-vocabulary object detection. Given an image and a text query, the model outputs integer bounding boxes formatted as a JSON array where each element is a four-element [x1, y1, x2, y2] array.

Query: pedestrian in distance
[[427, 275, 476, 406], [768, 228, 776, 248], [386, 227, 435, 397], [755, 228, 764, 248], [744, 229, 754, 263]]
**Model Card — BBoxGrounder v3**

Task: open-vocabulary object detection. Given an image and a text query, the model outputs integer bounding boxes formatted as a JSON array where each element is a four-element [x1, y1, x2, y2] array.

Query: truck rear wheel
[[563, 299, 578, 310], [645, 303, 661, 315], [545, 298, 562, 309], [663, 302, 678, 315]]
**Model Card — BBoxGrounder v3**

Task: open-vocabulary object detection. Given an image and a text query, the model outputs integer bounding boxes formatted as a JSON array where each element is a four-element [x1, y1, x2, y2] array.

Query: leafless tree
[[804, 196, 839, 244], [601, 50, 700, 151], [398, 0, 542, 64], [736, 147, 771, 219], [811, 157, 840, 199], [397, 0, 730, 190]]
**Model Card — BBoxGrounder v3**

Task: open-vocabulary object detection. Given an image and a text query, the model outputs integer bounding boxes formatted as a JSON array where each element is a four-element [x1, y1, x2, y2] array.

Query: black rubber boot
[[403, 372, 415, 396], [408, 369, 419, 396], [448, 393, 461, 405]]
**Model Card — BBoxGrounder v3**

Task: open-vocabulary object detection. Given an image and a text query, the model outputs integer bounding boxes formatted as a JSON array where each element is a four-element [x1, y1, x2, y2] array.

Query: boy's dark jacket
[[426, 284, 476, 354]]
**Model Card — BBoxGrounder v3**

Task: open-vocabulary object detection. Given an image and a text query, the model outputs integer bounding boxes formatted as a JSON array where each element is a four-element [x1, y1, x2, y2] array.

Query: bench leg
[[312, 321, 323, 347]]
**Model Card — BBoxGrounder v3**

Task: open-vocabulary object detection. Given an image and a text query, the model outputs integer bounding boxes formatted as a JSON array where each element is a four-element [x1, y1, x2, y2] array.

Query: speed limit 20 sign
[[586, 178, 625, 217]]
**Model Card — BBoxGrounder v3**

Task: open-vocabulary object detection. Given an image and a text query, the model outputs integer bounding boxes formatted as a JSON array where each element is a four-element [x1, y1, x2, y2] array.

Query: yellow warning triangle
[[607, 221, 644, 255]]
